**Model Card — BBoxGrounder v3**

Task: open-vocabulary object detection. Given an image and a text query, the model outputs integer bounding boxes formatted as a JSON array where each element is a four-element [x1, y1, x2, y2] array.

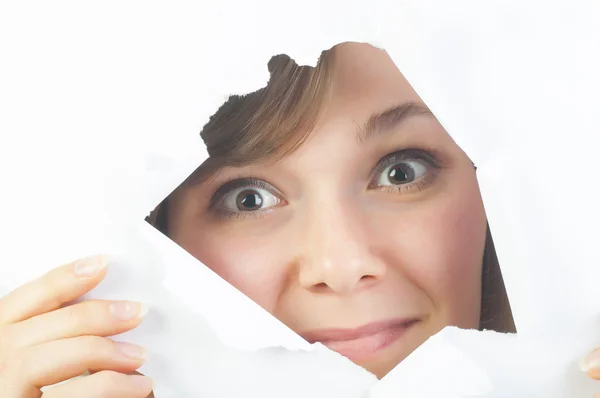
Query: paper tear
[[370, 327, 495, 398], [143, 222, 314, 352], [1, 1, 600, 398]]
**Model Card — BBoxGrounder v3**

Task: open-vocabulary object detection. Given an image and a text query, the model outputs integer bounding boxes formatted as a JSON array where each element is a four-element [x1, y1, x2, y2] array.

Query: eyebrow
[[356, 102, 435, 144], [185, 102, 436, 188]]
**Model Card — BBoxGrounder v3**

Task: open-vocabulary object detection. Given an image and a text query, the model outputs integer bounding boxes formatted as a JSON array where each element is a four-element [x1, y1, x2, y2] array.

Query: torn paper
[[1, 0, 600, 398], [377, 0, 600, 396]]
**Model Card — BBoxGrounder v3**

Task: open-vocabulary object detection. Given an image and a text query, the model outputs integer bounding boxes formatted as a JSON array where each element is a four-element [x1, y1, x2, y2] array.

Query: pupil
[[389, 165, 412, 184], [237, 190, 262, 210]]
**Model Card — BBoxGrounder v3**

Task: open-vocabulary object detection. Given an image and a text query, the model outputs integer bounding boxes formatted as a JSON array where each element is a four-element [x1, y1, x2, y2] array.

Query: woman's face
[[166, 43, 487, 378]]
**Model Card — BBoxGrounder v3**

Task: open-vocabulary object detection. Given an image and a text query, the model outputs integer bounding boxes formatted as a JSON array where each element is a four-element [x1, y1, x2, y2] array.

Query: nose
[[296, 199, 386, 295]]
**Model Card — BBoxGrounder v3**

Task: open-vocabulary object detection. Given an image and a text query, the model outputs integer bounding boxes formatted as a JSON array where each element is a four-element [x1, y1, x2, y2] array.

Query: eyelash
[[208, 148, 444, 219], [368, 148, 443, 194], [209, 177, 285, 220]]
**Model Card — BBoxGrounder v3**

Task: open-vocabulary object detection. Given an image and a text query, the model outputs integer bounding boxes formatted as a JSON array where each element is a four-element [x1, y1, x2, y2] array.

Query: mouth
[[300, 318, 419, 362]]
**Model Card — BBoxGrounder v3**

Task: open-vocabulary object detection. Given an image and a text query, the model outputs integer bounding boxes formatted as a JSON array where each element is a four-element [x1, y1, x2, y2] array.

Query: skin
[[165, 43, 486, 378]]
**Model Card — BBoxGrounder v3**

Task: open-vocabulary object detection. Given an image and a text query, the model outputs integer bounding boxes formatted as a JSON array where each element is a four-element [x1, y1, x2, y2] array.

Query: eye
[[375, 159, 429, 186], [210, 178, 285, 219], [369, 149, 441, 193], [222, 186, 280, 212]]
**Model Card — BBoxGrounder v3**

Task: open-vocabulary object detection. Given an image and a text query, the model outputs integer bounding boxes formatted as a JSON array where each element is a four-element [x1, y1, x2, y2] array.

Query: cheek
[[377, 183, 485, 328], [172, 223, 289, 314]]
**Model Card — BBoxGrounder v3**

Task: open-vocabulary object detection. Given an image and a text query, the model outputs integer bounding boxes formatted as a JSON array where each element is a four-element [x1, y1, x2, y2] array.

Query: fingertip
[[97, 254, 109, 271], [139, 303, 150, 318], [580, 349, 600, 380], [72, 254, 108, 279], [129, 374, 154, 393]]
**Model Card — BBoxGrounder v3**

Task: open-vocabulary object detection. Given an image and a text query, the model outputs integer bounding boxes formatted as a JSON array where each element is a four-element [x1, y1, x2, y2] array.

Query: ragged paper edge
[[4, 0, 600, 394], [139, 220, 316, 352], [136, 12, 385, 353], [136, 13, 484, 354], [369, 327, 497, 398]]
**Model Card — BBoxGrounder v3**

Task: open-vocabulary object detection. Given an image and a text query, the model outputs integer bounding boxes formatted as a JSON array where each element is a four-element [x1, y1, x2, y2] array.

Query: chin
[[363, 361, 398, 380], [356, 336, 422, 379]]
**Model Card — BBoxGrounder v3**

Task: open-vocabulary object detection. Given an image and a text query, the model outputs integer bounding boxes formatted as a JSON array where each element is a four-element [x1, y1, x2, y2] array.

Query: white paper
[[1, 1, 599, 397], [376, 0, 600, 396], [0, 1, 381, 397]]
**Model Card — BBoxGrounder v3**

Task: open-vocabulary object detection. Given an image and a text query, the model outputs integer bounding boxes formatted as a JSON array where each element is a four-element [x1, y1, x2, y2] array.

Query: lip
[[300, 318, 419, 362]]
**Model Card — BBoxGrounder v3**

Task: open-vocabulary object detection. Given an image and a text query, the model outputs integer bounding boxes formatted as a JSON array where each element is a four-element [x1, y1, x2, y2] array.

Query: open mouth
[[301, 318, 419, 362]]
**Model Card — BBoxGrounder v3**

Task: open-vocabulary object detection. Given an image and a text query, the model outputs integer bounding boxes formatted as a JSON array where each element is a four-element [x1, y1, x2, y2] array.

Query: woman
[[0, 42, 597, 397]]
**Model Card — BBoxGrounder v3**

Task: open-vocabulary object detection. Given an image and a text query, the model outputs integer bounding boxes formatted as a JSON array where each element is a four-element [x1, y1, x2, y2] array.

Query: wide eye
[[220, 186, 281, 213], [368, 148, 442, 193], [375, 159, 429, 187]]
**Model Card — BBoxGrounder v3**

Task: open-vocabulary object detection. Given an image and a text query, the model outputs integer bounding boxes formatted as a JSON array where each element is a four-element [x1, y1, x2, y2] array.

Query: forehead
[[183, 44, 432, 187], [328, 44, 423, 115], [270, 45, 442, 174], [294, 43, 428, 156]]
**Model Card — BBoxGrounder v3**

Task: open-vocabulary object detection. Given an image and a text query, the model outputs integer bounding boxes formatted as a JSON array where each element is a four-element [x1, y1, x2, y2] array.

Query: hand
[[0, 255, 153, 398]]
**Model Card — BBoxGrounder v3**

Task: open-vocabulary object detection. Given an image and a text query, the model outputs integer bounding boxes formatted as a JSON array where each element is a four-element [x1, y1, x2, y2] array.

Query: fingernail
[[129, 375, 153, 391], [580, 349, 600, 373], [109, 301, 149, 321], [73, 255, 107, 277], [115, 341, 147, 360]]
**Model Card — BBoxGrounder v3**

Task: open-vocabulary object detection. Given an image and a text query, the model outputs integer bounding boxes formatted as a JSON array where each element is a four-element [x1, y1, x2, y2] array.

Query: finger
[[42, 371, 153, 398], [89, 370, 155, 397], [1, 335, 147, 393], [581, 348, 600, 380], [5, 299, 148, 351], [0, 255, 108, 325]]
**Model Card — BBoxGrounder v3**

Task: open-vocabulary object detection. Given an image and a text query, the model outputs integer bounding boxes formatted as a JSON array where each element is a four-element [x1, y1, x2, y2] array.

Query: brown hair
[[185, 50, 336, 185], [147, 45, 516, 334]]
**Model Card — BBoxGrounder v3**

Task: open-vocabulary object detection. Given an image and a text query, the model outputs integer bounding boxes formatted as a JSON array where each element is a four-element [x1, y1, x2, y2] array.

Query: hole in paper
[[145, 42, 515, 379]]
